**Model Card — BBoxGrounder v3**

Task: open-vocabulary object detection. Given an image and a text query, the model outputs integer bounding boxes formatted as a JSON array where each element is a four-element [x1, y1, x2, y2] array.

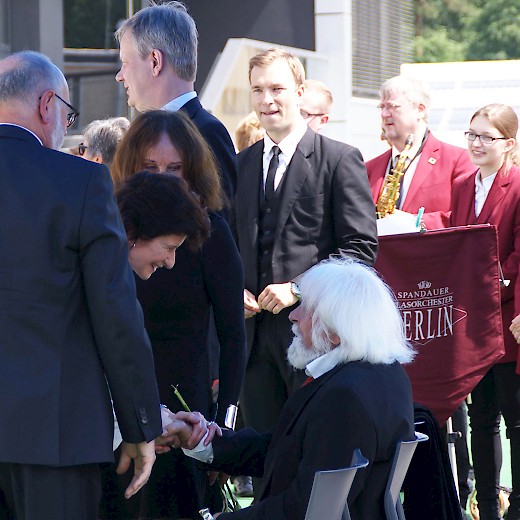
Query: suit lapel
[[273, 128, 315, 244], [453, 172, 478, 224], [237, 143, 263, 286], [476, 173, 511, 224], [371, 151, 392, 202]]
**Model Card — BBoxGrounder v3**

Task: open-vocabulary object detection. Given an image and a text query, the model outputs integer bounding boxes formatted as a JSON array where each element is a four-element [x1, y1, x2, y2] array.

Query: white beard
[[287, 325, 332, 369]]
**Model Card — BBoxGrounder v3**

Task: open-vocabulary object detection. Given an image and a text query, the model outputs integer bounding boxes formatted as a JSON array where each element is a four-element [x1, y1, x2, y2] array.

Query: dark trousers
[[240, 308, 306, 433], [450, 402, 472, 509], [100, 446, 206, 520], [240, 308, 306, 495], [0, 462, 101, 520], [468, 362, 520, 520], [0, 489, 8, 520]]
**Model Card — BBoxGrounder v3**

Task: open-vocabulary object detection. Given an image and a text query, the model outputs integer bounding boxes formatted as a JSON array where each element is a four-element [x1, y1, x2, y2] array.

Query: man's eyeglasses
[[39, 92, 80, 128], [464, 131, 508, 145], [54, 93, 80, 128], [78, 143, 88, 156], [301, 109, 325, 119], [376, 103, 402, 112]]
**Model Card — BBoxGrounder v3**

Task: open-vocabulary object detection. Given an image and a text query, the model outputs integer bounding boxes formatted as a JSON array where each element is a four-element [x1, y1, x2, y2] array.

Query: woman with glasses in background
[[78, 116, 129, 171], [449, 104, 520, 520]]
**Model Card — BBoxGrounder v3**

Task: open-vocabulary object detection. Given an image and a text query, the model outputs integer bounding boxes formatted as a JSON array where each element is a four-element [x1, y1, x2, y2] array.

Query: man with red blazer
[[366, 75, 474, 513], [366, 76, 473, 230]]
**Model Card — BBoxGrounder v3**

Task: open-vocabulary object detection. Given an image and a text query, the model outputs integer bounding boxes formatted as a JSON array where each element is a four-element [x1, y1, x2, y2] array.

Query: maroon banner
[[375, 225, 505, 425]]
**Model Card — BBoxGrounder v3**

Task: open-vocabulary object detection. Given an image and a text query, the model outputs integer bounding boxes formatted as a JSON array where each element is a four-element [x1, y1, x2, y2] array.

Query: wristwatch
[[290, 281, 301, 300]]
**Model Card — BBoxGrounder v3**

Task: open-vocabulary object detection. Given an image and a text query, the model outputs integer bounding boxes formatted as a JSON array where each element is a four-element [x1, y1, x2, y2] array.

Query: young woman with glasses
[[449, 104, 520, 520]]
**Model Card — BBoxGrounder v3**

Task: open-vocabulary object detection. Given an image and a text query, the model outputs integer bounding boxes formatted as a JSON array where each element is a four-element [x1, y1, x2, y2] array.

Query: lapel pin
[[428, 157, 437, 165]]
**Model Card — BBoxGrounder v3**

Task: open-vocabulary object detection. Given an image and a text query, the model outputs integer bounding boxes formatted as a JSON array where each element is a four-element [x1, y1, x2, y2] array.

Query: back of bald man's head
[[0, 51, 65, 105]]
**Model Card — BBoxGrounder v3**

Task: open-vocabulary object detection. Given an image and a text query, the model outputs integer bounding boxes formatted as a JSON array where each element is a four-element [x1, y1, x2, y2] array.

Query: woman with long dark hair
[[103, 110, 246, 520]]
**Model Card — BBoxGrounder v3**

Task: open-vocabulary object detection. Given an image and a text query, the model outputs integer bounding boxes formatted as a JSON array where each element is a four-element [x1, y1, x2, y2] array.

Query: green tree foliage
[[414, 0, 519, 62], [64, 0, 126, 49], [415, 0, 476, 38], [467, 0, 520, 60], [414, 27, 466, 63]]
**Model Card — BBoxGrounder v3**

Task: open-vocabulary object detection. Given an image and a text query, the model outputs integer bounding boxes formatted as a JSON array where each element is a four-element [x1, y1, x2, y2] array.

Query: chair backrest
[[304, 449, 368, 520], [384, 431, 429, 520]]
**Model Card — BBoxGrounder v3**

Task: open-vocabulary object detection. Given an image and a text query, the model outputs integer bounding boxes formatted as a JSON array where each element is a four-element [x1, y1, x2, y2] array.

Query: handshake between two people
[[115, 410, 222, 503], [154, 409, 222, 455]]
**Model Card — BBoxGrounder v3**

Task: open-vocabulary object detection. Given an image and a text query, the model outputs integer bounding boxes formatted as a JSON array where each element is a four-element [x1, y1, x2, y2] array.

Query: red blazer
[[449, 166, 520, 367], [366, 133, 473, 229]]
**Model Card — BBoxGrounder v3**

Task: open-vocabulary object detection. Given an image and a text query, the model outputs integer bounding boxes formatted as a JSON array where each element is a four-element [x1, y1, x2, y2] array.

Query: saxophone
[[376, 134, 415, 219]]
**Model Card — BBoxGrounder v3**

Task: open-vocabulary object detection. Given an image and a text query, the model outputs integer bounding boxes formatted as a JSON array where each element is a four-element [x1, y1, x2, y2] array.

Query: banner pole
[[446, 417, 460, 500]]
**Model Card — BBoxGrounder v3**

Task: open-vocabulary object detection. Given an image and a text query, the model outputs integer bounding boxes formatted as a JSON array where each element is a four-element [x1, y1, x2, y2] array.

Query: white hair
[[83, 116, 130, 168], [298, 257, 414, 365], [380, 75, 431, 121]]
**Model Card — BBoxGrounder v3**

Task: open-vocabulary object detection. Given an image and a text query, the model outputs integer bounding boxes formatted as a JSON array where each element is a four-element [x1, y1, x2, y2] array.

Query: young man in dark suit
[[0, 51, 162, 520], [232, 48, 378, 449], [161, 258, 416, 520], [115, 1, 237, 206]]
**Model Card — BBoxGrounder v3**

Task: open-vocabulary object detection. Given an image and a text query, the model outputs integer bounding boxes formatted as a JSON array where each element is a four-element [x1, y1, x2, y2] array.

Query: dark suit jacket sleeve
[[331, 145, 378, 265], [217, 386, 377, 520], [195, 116, 237, 207], [212, 428, 271, 478], [79, 169, 162, 443], [203, 214, 247, 424]]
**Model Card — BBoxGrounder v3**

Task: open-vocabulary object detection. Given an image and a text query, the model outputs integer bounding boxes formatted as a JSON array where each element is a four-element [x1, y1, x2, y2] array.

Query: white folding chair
[[304, 449, 368, 520], [384, 431, 429, 520]]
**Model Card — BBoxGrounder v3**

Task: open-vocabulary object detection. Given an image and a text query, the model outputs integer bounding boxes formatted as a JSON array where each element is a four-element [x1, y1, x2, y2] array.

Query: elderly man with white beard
[[159, 258, 415, 520]]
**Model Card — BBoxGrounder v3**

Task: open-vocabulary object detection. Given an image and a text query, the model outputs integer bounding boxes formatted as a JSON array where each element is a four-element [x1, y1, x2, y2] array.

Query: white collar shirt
[[162, 91, 197, 112], [388, 129, 428, 208], [474, 170, 497, 218], [305, 347, 344, 379], [0, 123, 42, 145], [262, 121, 308, 191]]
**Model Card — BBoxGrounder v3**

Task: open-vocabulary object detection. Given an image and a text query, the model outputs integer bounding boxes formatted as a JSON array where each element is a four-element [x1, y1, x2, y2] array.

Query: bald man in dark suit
[[0, 51, 161, 520]]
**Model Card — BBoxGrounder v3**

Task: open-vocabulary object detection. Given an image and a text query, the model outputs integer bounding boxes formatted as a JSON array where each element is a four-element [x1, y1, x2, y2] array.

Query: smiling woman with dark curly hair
[[116, 171, 210, 280]]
